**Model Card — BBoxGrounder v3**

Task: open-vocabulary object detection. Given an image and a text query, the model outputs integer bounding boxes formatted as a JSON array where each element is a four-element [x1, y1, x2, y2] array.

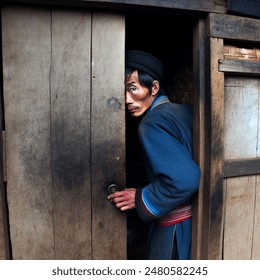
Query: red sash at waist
[[156, 204, 192, 226]]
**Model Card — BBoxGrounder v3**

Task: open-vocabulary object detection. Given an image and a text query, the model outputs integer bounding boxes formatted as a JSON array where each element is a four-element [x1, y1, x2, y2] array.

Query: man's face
[[125, 70, 156, 117]]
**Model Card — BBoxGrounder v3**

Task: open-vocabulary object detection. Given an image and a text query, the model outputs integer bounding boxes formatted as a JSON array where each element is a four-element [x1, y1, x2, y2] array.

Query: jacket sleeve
[[135, 115, 201, 224]]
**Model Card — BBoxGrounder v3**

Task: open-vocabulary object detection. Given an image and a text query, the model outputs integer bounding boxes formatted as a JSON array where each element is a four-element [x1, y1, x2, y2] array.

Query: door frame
[[192, 13, 260, 260]]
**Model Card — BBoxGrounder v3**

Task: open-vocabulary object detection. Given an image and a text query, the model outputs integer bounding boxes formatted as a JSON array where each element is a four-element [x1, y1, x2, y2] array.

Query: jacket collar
[[148, 95, 170, 112]]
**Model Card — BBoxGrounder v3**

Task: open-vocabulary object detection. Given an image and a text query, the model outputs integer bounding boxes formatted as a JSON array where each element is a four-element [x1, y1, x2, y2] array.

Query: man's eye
[[130, 86, 137, 92]]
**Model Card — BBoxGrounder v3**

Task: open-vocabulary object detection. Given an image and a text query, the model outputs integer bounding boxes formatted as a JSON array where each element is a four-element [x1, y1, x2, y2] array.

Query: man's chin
[[130, 111, 142, 117]]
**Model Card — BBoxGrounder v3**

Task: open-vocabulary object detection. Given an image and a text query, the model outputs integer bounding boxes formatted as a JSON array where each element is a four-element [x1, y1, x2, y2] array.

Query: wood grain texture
[[192, 19, 206, 260], [223, 176, 255, 259], [2, 0, 227, 13], [223, 75, 260, 259], [2, 6, 126, 260], [50, 10, 92, 259], [219, 60, 260, 76], [203, 37, 224, 260], [224, 76, 258, 159], [2, 6, 54, 259], [252, 175, 260, 259], [224, 158, 260, 178], [91, 12, 126, 260], [208, 13, 260, 42]]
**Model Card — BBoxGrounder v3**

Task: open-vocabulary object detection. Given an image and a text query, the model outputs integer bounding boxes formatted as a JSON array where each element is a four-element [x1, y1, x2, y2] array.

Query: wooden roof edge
[[1, 0, 227, 14]]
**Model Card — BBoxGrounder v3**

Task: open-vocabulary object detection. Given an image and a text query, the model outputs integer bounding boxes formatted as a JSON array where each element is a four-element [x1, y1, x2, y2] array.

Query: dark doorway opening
[[125, 13, 196, 259]]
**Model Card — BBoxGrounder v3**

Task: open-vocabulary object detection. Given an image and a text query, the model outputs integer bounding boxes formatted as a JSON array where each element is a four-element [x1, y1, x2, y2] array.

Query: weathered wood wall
[[223, 76, 260, 259], [201, 13, 260, 260]]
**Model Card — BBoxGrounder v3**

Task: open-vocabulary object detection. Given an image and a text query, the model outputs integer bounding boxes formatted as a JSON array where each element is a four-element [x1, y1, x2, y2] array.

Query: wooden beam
[[224, 158, 260, 178], [203, 37, 225, 260], [192, 19, 206, 260], [228, 0, 260, 19], [208, 13, 260, 42], [2, 0, 227, 13], [219, 59, 260, 76]]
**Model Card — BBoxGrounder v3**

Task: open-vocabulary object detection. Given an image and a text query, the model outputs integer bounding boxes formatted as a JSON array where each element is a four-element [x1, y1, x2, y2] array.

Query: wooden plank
[[224, 76, 258, 159], [50, 10, 92, 259], [203, 37, 224, 259], [2, 6, 54, 259], [219, 59, 260, 76], [252, 175, 260, 259], [2, 0, 227, 13], [252, 67, 260, 260], [0, 184, 6, 259], [91, 12, 126, 259], [258, 78, 260, 158], [0, 14, 10, 258], [0, 183, 11, 259], [223, 176, 255, 259], [208, 13, 260, 42], [224, 158, 260, 178], [228, 0, 260, 19], [192, 19, 206, 260]]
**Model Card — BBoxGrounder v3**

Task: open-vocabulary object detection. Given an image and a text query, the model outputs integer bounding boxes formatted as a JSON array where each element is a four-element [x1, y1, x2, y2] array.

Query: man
[[107, 50, 201, 260]]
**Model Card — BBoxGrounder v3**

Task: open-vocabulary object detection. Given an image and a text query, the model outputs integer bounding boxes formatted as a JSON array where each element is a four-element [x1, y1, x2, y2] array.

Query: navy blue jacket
[[134, 96, 201, 259], [135, 96, 201, 223]]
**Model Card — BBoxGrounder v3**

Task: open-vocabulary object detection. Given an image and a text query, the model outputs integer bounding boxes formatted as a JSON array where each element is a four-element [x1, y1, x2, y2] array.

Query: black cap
[[125, 50, 164, 82]]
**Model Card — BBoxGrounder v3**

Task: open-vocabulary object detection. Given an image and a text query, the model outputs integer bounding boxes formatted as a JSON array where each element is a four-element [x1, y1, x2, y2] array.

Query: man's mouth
[[128, 106, 139, 113]]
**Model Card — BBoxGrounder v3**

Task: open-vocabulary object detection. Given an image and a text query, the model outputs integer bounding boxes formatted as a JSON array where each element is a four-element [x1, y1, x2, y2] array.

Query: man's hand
[[107, 188, 136, 211]]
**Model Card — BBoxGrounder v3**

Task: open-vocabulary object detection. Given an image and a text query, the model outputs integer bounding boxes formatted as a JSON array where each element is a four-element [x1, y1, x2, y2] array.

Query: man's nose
[[125, 91, 133, 104]]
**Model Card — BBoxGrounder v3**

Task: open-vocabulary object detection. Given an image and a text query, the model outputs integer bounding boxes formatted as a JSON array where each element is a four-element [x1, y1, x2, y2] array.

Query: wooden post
[[202, 32, 225, 259], [192, 19, 206, 260]]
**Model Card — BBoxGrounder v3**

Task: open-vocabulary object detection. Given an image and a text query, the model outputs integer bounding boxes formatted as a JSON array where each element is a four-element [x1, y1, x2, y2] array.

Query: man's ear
[[151, 80, 160, 96]]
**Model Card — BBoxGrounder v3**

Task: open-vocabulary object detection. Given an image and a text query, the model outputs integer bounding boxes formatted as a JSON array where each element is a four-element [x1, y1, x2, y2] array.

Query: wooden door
[[193, 13, 260, 259], [1, 6, 126, 260]]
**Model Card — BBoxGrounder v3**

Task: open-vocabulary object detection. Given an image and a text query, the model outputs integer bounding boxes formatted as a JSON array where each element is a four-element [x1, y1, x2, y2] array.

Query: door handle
[[107, 183, 120, 194]]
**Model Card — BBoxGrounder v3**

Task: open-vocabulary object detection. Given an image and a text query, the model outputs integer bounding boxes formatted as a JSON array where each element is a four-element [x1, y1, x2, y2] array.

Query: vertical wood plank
[[203, 36, 224, 259], [258, 78, 260, 159], [223, 176, 255, 259], [91, 12, 126, 259], [224, 76, 258, 159], [0, 8, 10, 258], [251, 79, 260, 259], [0, 183, 10, 259], [0, 184, 9, 259], [192, 19, 206, 260], [252, 175, 260, 259], [51, 10, 92, 259], [252, 66, 260, 260], [2, 7, 54, 259]]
